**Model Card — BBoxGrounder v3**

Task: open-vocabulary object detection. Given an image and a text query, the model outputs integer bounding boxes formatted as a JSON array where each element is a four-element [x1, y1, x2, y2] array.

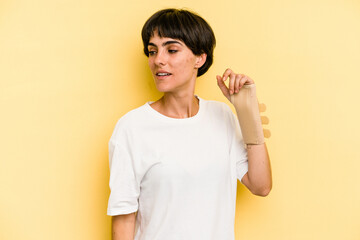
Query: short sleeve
[[229, 111, 249, 183], [107, 140, 140, 216]]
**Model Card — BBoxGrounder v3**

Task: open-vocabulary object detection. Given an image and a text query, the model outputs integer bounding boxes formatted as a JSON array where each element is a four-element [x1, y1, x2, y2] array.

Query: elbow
[[257, 187, 271, 197], [251, 183, 272, 197]]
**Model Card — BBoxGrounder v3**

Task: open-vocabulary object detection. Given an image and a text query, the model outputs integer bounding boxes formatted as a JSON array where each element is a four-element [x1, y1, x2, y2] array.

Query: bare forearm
[[112, 213, 136, 240], [244, 143, 272, 196]]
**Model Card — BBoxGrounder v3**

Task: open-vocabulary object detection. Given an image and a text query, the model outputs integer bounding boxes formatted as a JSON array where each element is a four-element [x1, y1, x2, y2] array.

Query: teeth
[[157, 73, 170, 76]]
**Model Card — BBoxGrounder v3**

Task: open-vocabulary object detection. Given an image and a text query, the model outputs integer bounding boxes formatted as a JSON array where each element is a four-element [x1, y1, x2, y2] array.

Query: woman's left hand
[[216, 68, 255, 102]]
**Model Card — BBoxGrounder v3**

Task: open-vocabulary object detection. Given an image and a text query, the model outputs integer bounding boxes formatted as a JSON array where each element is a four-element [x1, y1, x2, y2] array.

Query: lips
[[156, 73, 171, 76], [156, 71, 172, 76]]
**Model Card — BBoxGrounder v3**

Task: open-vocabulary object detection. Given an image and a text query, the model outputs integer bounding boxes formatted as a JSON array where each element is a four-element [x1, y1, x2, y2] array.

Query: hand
[[216, 68, 255, 102]]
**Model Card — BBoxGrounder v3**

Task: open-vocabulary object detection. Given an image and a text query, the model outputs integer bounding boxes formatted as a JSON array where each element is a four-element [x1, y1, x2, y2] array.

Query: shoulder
[[109, 103, 150, 143], [200, 98, 238, 129], [120, 103, 149, 123], [201, 98, 234, 117]]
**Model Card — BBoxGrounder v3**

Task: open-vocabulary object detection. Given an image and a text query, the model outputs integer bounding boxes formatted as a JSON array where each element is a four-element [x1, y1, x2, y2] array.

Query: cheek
[[148, 58, 155, 69], [174, 56, 196, 70], [186, 54, 197, 65]]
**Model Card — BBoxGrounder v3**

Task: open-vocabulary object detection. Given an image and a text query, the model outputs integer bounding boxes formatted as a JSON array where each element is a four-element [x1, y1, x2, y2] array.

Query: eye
[[148, 50, 157, 56], [168, 49, 178, 54]]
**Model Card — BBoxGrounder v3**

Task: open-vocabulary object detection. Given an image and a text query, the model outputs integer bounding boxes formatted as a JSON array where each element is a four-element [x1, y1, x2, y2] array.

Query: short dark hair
[[141, 8, 216, 77]]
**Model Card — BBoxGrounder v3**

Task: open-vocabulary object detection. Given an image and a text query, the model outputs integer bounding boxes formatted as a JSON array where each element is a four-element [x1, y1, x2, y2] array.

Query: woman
[[107, 8, 272, 240]]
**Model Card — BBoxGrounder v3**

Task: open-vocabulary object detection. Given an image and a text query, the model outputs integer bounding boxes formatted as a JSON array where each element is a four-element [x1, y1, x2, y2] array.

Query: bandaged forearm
[[230, 84, 265, 145]]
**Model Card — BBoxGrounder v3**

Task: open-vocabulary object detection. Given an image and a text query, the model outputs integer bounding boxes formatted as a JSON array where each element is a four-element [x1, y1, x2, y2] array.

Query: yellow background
[[1, 0, 359, 239]]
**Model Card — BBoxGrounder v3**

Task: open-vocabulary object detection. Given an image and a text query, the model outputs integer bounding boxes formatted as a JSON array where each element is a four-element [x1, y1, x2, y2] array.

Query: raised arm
[[216, 68, 272, 196]]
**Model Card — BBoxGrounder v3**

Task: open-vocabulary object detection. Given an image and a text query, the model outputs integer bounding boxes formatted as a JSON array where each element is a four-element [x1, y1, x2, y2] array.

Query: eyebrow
[[148, 40, 183, 48]]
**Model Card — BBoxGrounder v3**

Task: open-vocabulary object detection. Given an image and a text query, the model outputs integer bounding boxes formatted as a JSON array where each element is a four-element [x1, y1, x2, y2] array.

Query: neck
[[152, 92, 199, 119], [150, 73, 200, 118]]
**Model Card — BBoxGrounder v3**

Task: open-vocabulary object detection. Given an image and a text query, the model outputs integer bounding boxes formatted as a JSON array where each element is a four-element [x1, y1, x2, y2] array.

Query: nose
[[154, 50, 166, 66]]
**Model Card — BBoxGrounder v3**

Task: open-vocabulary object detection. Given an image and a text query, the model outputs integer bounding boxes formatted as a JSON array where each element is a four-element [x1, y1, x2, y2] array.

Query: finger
[[216, 75, 230, 100], [234, 74, 242, 93], [244, 75, 255, 85], [239, 75, 249, 88], [222, 68, 233, 82], [228, 72, 236, 95]]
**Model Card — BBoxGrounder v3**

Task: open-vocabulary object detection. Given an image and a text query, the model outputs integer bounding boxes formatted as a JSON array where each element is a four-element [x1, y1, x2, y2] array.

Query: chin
[[154, 83, 174, 93], [155, 87, 172, 93]]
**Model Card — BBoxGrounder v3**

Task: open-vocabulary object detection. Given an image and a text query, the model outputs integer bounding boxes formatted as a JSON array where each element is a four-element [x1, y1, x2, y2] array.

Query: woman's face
[[147, 32, 205, 94]]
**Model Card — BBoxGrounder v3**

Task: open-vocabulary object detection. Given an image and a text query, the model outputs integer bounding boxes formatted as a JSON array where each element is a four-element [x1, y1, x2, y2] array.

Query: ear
[[195, 53, 207, 69]]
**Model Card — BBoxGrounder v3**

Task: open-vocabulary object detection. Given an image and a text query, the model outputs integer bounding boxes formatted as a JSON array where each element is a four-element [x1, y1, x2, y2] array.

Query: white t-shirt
[[107, 96, 248, 240]]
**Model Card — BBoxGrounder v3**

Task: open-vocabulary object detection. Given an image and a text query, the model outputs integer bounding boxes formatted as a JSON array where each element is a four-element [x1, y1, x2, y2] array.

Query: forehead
[[148, 32, 185, 46]]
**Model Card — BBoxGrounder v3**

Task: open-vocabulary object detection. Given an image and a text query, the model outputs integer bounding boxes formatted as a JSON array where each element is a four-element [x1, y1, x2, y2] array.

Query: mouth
[[156, 72, 172, 77]]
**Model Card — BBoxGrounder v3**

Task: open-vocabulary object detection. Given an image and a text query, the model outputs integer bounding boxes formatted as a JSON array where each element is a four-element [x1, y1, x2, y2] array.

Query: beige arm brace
[[230, 84, 265, 146]]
